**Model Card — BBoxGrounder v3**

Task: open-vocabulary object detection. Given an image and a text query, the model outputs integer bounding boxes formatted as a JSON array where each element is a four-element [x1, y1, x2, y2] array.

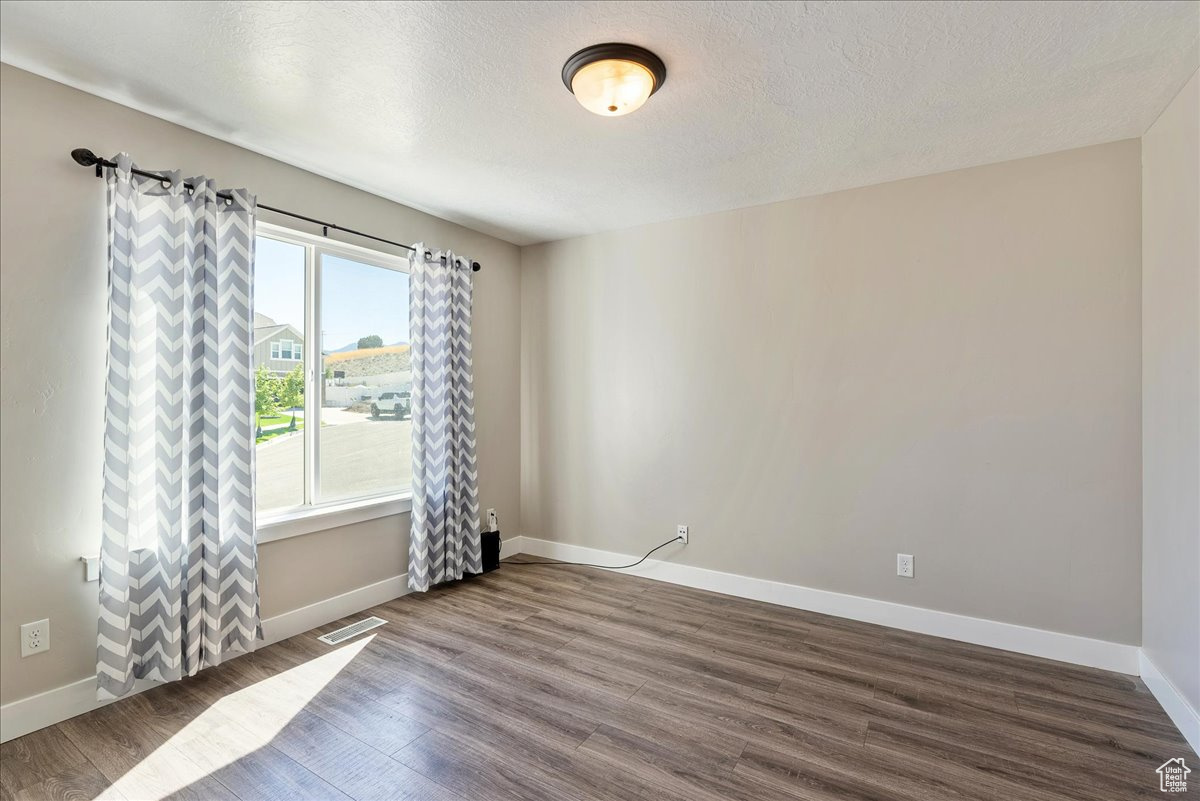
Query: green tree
[[254, 365, 280, 438], [357, 334, 383, 349], [278, 365, 304, 430]]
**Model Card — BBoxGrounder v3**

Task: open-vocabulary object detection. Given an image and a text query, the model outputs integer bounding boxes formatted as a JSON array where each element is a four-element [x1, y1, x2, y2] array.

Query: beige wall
[[521, 140, 1143, 644], [1142, 70, 1200, 712], [0, 65, 522, 705]]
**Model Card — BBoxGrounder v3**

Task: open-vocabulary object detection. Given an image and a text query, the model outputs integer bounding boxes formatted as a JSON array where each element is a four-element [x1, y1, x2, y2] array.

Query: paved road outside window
[[256, 413, 412, 512]]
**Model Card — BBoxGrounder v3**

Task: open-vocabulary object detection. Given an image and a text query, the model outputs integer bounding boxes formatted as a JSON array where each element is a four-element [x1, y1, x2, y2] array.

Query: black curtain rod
[[70, 148, 481, 272]]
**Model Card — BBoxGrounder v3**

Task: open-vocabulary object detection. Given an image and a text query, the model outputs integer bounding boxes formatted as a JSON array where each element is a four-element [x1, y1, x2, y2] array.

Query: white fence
[[323, 381, 411, 408]]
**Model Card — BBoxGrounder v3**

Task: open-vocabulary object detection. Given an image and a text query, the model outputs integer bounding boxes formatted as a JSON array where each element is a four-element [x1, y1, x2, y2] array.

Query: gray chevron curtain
[[98, 154, 260, 700], [408, 245, 481, 591]]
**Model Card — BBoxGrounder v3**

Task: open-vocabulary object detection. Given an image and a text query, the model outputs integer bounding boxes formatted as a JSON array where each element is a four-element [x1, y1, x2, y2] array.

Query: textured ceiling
[[1, 1, 1196, 245]]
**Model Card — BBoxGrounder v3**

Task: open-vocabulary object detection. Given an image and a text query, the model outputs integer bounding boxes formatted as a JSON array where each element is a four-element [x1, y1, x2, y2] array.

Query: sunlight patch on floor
[[105, 635, 374, 800]]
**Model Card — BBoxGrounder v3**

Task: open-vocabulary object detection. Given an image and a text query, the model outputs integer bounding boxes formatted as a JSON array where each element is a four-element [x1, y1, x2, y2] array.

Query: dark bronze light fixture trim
[[561, 43, 667, 96]]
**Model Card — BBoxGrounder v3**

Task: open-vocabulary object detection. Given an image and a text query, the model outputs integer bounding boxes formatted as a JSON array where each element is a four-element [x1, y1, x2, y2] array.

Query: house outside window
[[260, 326, 304, 373]]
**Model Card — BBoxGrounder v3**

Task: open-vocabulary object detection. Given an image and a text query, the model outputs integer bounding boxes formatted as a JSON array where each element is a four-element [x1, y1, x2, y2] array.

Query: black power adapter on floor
[[480, 530, 501, 572]]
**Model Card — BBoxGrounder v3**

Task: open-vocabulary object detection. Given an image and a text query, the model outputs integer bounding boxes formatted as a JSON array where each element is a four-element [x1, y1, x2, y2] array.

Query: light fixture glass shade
[[570, 59, 657, 116]]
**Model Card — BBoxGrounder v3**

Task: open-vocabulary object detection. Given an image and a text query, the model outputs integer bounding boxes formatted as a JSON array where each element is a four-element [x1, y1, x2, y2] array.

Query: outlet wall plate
[[677, 524, 689, 544], [80, 555, 99, 582], [897, 553, 914, 578], [20, 619, 49, 657]]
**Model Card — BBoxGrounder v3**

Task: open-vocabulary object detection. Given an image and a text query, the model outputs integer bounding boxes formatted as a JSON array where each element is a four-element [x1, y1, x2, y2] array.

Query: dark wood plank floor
[[2, 556, 1194, 800]]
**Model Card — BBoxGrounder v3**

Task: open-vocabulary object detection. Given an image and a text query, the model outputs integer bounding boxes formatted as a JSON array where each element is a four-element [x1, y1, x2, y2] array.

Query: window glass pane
[[319, 253, 410, 501], [253, 235, 306, 513]]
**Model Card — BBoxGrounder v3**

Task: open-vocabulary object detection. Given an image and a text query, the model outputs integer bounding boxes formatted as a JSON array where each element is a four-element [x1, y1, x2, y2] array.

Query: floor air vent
[[317, 616, 387, 645]]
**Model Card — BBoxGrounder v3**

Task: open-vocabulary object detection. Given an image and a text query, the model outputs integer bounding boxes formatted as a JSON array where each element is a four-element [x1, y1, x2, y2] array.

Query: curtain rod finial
[[471, 261, 481, 272], [71, 148, 100, 167]]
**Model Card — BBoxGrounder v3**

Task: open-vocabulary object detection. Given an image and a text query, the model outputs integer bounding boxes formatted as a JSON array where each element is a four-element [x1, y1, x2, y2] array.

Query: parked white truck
[[370, 391, 411, 419]]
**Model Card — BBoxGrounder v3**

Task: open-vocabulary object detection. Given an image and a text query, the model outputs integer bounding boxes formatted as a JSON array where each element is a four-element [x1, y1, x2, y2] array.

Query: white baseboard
[[516, 536, 1141, 675], [0, 573, 409, 743], [259, 574, 409, 646], [500, 534, 525, 560], [1139, 650, 1200, 756]]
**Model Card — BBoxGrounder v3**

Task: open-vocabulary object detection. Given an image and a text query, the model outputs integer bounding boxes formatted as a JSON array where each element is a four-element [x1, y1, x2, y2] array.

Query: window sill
[[78, 494, 412, 581], [257, 493, 412, 544]]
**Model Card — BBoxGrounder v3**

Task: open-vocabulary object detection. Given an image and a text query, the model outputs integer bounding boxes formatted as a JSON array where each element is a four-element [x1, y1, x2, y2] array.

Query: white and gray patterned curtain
[[98, 154, 260, 700], [408, 245, 481, 591]]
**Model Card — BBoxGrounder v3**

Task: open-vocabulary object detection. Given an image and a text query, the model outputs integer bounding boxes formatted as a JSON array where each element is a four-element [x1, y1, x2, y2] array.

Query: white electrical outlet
[[20, 619, 49, 657], [897, 554, 914, 578], [486, 508, 499, 532], [677, 524, 689, 544]]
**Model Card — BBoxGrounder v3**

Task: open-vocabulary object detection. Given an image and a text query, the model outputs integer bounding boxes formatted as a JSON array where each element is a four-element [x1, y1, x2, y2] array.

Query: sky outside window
[[255, 237, 410, 350]]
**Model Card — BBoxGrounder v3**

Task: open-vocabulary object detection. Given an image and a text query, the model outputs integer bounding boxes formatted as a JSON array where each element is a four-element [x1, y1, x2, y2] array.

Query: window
[[253, 224, 412, 518], [268, 339, 304, 361], [275, 339, 301, 360]]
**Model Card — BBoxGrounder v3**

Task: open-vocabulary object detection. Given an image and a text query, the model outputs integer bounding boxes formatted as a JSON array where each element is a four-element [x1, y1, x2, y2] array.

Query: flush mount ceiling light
[[562, 43, 667, 117]]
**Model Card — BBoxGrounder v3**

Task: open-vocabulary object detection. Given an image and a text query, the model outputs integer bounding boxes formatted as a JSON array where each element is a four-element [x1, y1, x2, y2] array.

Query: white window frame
[[254, 221, 413, 542], [270, 341, 280, 359]]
